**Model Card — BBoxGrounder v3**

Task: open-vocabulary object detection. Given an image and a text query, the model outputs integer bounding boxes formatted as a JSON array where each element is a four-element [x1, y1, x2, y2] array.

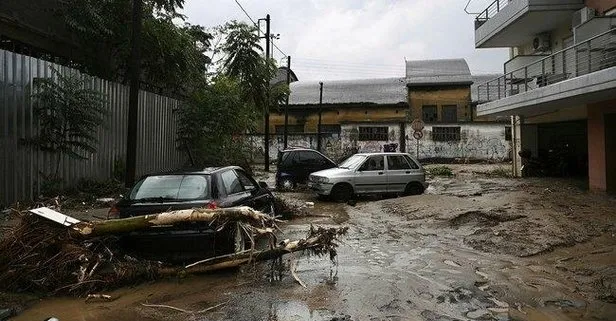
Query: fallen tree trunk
[[70, 206, 277, 237], [169, 226, 349, 275]]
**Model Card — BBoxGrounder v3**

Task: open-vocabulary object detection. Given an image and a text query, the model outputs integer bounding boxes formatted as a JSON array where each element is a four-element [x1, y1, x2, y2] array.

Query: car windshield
[[129, 175, 210, 201], [339, 155, 367, 169]]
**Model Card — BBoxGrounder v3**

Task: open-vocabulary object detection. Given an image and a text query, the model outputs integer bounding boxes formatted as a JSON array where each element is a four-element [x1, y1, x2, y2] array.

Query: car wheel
[[232, 222, 246, 253], [216, 222, 247, 255], [279, 178, 295, 191], [331, 184, 353, 202], [404, 182, 425, 196]]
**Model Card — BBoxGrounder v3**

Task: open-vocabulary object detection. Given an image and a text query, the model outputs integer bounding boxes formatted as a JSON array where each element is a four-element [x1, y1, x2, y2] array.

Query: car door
[[354, 155, 387, 194], [296, 150, 329, 183], [218, 169, 252, 207], [234, 169, 273, 213], [386, 155, 415, 193]]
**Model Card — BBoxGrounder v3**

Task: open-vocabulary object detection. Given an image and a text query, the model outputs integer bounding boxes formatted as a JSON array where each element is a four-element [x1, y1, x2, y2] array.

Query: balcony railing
[[477, 27, 616, 103], [475, 0, 510, 29]]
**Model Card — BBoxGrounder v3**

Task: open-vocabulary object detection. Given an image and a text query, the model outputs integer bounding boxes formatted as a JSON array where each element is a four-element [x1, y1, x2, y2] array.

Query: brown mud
[[8, 172, 616, 321]]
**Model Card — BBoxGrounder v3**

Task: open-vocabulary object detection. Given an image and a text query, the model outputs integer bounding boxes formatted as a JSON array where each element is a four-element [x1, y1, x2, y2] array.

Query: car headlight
[[317, 176, 330, 183]]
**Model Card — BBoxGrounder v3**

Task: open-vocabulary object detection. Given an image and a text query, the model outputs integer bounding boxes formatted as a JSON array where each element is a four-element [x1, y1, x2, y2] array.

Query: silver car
[[308, 152, 427, 201]]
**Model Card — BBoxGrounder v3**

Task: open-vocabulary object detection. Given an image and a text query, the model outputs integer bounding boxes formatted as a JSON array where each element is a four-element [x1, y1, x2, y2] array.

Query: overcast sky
[[181, 0, 508, 81]]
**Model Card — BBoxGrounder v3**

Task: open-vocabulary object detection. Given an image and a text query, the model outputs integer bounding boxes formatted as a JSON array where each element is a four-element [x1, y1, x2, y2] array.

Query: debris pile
[[0, 207, 347, 296]]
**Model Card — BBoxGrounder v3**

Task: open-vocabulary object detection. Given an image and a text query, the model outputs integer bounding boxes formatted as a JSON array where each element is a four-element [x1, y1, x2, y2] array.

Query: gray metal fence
[[0, 49, 185, 205]]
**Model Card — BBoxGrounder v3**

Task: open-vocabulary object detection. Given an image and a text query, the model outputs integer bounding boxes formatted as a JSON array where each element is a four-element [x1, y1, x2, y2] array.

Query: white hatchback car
[[308, 152, 427, 201]]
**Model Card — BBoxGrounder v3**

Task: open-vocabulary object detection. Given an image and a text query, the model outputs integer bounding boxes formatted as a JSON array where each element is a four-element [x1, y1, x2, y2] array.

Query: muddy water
[[13, 178, 616, 321]]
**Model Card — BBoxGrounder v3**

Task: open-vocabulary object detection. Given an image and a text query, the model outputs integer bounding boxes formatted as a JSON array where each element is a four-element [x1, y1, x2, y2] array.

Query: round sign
[[413, 131, 423, 140], [411, 119, 425, 132]]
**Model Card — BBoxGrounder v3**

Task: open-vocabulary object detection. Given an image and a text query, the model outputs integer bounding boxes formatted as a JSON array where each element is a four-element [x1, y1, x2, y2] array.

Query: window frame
[[358, 126, 388, 141], [386, 155, 413, 170], [422, 105, 438, 122], [220, 170, 245, 195], [432, 126, 461, 142], [441, 105, 458, 123], [358, 155, 385, 171]]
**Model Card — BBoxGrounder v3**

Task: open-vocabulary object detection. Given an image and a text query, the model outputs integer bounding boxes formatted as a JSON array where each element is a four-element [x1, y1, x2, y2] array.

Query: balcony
[[575, 16, 616, 43], [476, 27, 616, 115], [504, 54, 549, 74], [475, 0, 584, 48]]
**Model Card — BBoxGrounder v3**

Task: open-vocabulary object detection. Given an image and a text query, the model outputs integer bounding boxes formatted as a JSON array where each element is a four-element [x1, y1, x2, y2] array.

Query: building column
[[511, 115, 523, 177], [587, 100, 616, 192]]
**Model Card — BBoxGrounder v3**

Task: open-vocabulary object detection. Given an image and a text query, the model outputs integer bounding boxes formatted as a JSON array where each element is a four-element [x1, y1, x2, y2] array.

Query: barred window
[[319, 124, 341, 134], [432, 126, 461, 141], [275, 124, 304, 134], [358, 127, 388, 141]]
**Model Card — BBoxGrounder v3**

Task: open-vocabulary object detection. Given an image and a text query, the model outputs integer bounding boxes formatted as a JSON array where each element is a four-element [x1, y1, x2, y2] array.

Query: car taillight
[[206, 201, 218, 209], [107, 204, 120, 220]]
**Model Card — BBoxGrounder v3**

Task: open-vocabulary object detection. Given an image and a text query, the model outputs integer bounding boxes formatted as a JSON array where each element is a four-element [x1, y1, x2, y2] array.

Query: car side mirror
[[259, 181, 268, 189]]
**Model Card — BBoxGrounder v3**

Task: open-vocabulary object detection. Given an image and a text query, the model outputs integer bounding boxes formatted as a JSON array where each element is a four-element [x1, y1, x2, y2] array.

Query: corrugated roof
[[406, 59, 473, 86], [289, 77, 407, 106], [471, 74, 502, 102]]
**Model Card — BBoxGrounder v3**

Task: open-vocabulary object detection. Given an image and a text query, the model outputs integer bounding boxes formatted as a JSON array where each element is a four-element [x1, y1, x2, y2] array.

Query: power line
[[233, 0, 287, 58]]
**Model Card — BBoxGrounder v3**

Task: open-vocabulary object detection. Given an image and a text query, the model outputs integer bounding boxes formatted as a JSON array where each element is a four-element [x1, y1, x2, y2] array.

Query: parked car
[[276, 148, 337, 190], [308, 152, 427, 201], [108, 166, 275, 261]]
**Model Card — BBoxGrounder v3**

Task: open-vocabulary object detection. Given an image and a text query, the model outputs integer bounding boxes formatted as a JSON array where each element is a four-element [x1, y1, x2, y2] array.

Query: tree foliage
[[177, 76, 258, 168], [23, 69, 107, 177], [61, 0, 211, 94]]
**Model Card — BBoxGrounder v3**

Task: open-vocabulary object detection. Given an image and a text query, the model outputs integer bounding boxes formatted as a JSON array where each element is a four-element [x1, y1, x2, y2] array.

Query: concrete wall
[[587, 99, 616, 192], [406, 123, 512, 161], [247, 122, 511, 163], [408, 86, 473, 121], [267, 105, 408, 133]]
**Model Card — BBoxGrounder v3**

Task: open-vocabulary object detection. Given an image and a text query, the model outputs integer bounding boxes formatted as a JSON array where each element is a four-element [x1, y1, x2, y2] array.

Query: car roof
[[280, 148, 319, 153], [143, 165, 244, 176], [353, 152, 414, 156]]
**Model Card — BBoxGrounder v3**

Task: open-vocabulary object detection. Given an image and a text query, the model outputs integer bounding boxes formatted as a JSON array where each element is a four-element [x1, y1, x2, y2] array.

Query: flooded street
[[12, 173, 616, 321]]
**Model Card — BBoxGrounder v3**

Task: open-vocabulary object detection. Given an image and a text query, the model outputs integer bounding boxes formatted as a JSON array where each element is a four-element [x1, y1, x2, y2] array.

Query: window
[[299, 151, 327, 165], [432, 126, 461, 141], [235, 170, 258, 191], [505, 126, 512, 141], [387, 155, 412, 170], [441, 105, 458, 122], [275, 124, 304, 134], [130, 175, 209, 200], [220, 170, 244, 194], [422, 105, 437, 122], [358, 127, 388, 141], [319, 124, 341, 134], [403, 155, 420, 169], [359, 155, 385, 171]]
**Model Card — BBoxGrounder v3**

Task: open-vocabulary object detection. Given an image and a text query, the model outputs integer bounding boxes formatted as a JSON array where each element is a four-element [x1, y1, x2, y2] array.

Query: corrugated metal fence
[[0, 49, 185, 205]]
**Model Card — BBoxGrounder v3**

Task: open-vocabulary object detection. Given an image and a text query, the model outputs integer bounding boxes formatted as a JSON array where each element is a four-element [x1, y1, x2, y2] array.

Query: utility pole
[[125, 0, 142, 187], [264, 14, 271, 172], [283, 56, 291, 149], [317, 81, 323, 151]]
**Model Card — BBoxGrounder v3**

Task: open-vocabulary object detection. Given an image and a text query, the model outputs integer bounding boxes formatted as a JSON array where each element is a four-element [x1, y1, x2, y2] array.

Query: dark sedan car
[[108, 166, 275, 261], [276, 148, 337, 190]]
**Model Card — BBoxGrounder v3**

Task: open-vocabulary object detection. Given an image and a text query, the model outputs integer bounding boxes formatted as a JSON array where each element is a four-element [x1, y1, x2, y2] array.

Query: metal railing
[[477, 27, 616, 103], [475, 0, 510, 28]]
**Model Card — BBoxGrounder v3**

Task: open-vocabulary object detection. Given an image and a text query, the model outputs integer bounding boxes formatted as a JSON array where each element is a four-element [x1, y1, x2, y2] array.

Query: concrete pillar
[[587, 100, 616, 192], [511, 115, 523, 177]]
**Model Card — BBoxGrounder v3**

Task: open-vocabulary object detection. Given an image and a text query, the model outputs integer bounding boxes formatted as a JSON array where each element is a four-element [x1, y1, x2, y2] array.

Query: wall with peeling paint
[[245, 122, 511, 163]]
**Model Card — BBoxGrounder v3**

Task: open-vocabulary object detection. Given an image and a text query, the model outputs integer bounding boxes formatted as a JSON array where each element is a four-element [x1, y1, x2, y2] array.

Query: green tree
[[60, 0, 212, 94], [176, 76, 258, 168], [23, 69, 107, 179]]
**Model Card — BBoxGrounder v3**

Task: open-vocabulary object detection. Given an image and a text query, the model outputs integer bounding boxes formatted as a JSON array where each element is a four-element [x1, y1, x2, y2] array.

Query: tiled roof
[[406, 59, 473, 86], [289, 77, 407, 106]]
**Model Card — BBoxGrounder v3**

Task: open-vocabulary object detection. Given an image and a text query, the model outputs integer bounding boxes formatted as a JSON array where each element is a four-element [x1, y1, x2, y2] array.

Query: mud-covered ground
[[8, 165, 616, 321]]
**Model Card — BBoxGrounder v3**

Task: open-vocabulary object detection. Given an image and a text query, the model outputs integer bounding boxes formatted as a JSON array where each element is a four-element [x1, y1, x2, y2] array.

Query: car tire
[[216, 222, 247, 255], [331, 183, 353, 202], [404, 182, 425, 196], [278, 177, 295, 191]]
